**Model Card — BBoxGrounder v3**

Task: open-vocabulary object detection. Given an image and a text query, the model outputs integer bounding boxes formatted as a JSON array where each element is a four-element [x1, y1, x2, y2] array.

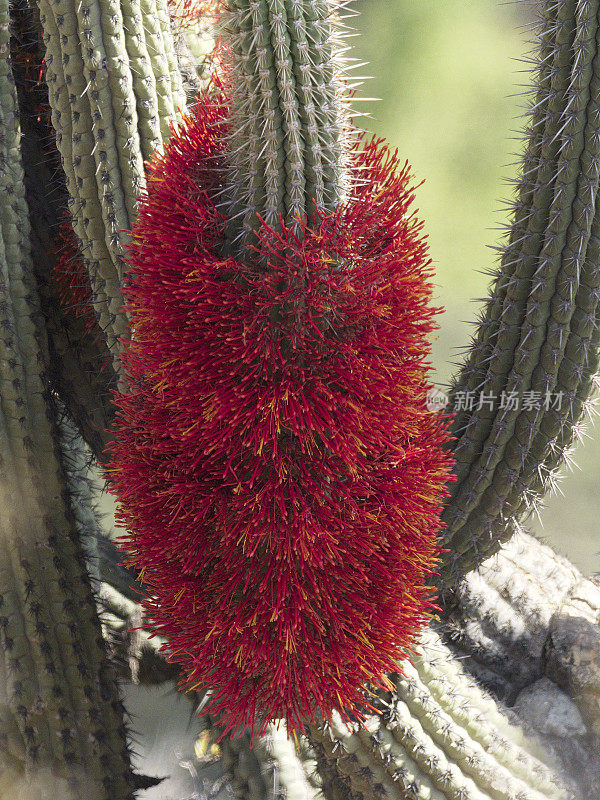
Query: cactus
[[438, 0, 600, 586], [10, 0, 118, 459], [37, 0, 186, 362], [0, 4, 138, 794], [221, 0, 349, 250], [307, 628, 573, 800], [216, 719, 319, 800], [2, 0, 600, 797]]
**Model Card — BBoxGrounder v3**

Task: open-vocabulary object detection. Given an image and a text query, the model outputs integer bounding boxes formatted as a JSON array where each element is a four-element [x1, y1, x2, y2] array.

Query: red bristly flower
[[52, 217, 98, 335], [108, 91, 455, 738]]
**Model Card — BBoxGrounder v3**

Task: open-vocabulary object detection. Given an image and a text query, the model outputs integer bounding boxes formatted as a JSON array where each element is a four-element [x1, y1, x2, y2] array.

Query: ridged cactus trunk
[[222, 0, 348, 249], [36, 0, 186, 364], [2, 0, 600, 797], [0, 3, 136, 795], [307, 629, 570, 800], [439, 0, 600, 587]]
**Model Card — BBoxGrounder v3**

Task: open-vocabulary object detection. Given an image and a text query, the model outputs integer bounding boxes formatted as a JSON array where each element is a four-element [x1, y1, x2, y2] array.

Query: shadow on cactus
[[107, 85, 455, 736]]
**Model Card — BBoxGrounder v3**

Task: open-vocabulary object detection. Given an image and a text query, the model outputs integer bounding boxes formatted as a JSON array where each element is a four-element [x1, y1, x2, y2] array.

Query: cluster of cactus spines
[[438, 0, 600, 586], [0, 5, 139, 795], [36, 0, 186, 363], [307, 629, 571, 800], [222, 0, 351, 250]]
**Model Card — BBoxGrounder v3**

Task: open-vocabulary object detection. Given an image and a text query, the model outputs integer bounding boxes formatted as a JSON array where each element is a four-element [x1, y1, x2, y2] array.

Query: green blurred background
[[352, 0, 599, 574]]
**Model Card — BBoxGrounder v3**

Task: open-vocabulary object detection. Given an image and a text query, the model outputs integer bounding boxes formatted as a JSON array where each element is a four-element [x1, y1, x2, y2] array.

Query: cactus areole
[[108, 3, 454, 738]]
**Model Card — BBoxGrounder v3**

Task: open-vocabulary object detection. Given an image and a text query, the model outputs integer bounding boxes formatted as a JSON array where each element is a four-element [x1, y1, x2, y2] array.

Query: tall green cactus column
[[222, 0, 348, 252], [439, 0, 600, 587], [0, 4, 138, 796], [36, 0, 186, 366]]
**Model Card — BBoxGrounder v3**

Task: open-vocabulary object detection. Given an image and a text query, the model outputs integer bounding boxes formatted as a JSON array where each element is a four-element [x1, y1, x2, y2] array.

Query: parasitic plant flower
[[108, 1, 454, 738], [52, 218, 99, 335], [108, 97, 454, 736]]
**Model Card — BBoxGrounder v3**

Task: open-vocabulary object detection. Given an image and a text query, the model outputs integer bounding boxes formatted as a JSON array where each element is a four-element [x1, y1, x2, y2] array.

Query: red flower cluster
[[168, 0, 215, 31], [108, 92, 454, 737], [52, 218, 98, 335]]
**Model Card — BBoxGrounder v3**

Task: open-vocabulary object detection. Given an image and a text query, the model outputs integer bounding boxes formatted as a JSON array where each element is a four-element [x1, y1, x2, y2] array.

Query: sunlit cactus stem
[[36, 0, 186, 365], [222, 0, 349, 251]]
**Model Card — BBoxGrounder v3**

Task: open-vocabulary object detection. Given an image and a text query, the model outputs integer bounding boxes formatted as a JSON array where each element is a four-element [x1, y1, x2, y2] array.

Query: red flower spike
[[108, 91, 455, 739]]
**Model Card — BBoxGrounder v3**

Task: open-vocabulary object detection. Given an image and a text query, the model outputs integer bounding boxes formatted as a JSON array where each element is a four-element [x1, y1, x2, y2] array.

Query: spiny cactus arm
[[496, 301, 600, 538], [119, 0, 164, 158], [155, 0, 188, 113], [36, 0, 186, 363], [306, 629, 572, 800], [440, 0, 600, 584], [209, 719, 319, 800], [122, 0, 186, 149], [10, 0, 120, 459], [449, 0, 575, 419], [223, 0, 348, 250], [20, 129, 117, 460], [0, 8, 139, 795]]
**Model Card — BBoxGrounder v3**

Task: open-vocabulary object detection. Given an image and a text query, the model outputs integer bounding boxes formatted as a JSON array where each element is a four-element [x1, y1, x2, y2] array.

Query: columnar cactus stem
[[217, 720, 319, 800], [10, 0, 119, 458], [307, 630, 571, 800], [36, 0, 186, 362], [0, 6, 136, 795], [223, 0, 348, 250], [439, 0, 600, 585]]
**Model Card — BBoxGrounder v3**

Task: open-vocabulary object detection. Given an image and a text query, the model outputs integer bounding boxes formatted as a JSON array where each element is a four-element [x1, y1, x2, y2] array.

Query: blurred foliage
[[352, 0, 600, 574]]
